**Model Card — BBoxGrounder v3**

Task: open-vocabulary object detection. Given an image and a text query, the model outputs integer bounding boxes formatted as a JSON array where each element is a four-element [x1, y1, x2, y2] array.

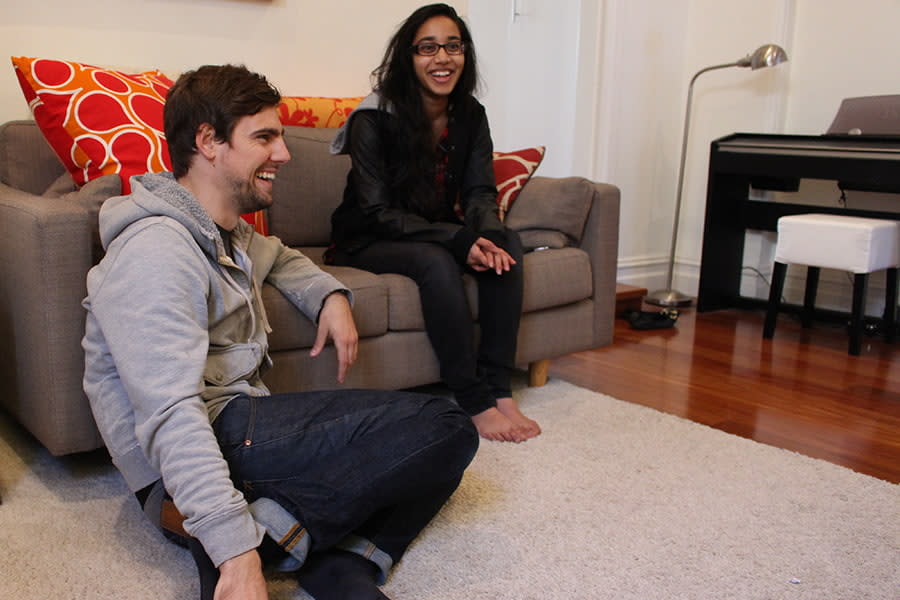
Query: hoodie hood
[[99, 172, 247, 259], [330, 92, 390, 155]]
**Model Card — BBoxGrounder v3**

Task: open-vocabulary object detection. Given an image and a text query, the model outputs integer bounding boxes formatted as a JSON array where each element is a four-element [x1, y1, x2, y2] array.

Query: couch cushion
[[362, 247, 593, 332], [255, 244, 593, 350], [381, 273, 427, 332], [242, 98, 363, 235], [268, 127, 349, 247], [0, 121, 66, 194], [264, 262, 388, 352], [273, 241, 591, 342], [520, 247, 593, 312], [42, 172, 121, 264], [505, 176, 594, 249]]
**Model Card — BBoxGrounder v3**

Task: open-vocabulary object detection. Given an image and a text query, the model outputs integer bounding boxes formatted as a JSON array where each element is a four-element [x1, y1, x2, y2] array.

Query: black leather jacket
[[329, 96, 509, 263]]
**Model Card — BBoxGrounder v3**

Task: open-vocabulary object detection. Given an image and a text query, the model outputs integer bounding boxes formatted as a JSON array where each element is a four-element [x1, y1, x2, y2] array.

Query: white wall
[[0, 0, 459, 122], [786, 0, 900, 133], [666, 0, 793, 296], [590, 0, 692, 286], [468, 0, 588, 177]]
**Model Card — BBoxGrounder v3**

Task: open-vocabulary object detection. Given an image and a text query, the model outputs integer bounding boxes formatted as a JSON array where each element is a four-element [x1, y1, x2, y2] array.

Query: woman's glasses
[[411, 41, 466, 56]]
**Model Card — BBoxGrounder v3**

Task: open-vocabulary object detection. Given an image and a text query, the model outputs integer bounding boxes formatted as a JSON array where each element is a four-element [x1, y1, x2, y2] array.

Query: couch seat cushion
[[265, 263, 388, 352], [367, 247, 593, 332], [272, 246, 593, 338]]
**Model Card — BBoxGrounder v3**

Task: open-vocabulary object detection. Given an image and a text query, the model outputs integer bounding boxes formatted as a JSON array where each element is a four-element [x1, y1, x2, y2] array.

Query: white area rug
[[1, 378, 897, 599]]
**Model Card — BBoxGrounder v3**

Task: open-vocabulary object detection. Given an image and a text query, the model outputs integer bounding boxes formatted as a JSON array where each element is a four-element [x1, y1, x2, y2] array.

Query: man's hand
[[214, 549, 267, 600], [310, 291, 358, 383], [467, 237, 516, 274]]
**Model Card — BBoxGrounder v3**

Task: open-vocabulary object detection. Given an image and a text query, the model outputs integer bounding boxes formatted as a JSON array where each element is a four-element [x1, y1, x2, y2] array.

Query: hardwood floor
[[548, 305, 900, 484]]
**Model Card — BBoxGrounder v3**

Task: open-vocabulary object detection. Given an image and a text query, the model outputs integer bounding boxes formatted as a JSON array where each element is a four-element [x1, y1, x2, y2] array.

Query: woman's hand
[[467, 237, 516, 274]]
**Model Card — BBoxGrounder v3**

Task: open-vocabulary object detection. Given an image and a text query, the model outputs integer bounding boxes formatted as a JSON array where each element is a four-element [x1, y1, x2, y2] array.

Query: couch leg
[[528, 359, 550, 387]]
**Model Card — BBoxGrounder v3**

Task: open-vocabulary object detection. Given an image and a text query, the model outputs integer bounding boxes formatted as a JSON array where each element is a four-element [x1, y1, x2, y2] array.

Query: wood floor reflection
[[548, 306, 900, 484]]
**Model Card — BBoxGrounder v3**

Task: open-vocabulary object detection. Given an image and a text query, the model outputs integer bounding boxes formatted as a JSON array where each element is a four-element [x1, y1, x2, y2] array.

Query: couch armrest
[[579, 181, 621, 348], [0, 183, 103, 454], [510, 176, 620, 348]]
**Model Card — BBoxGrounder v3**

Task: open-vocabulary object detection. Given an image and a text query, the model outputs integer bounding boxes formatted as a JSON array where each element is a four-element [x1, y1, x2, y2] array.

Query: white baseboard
[[617, 258, 894, 318], [741, 266, 894, 318], [615, 256, 699, 297]]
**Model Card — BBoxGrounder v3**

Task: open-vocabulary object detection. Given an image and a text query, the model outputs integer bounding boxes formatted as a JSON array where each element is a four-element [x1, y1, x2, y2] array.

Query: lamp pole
[[645, 44, 789, 308]]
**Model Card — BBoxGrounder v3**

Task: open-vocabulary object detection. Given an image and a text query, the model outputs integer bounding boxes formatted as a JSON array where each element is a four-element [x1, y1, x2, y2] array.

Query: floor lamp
[[645, 43, 789, 308]]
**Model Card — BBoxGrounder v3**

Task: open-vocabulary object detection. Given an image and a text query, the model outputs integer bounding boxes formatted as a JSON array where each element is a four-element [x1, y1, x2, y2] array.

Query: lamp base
[[644, 288, 694, 308]]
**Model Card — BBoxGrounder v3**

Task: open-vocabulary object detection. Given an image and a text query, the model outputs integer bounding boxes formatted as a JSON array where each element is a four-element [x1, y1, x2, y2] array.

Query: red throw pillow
[[492, 146, 545, 220], [11, 56, 174, 194], [454, 146, 545, 221]]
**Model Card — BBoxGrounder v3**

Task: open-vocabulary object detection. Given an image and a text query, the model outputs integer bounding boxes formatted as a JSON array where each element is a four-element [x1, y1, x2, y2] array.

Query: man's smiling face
[[215, 106, 290, 215]]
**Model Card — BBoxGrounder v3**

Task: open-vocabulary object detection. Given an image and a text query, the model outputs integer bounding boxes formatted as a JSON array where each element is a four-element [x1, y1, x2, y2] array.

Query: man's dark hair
[[164, 64, 282, 178]]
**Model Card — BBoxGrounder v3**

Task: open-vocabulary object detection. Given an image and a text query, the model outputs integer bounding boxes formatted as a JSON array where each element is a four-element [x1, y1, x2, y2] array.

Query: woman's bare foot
[[471, 407, 527, 442], [496, 397, 541, 440]]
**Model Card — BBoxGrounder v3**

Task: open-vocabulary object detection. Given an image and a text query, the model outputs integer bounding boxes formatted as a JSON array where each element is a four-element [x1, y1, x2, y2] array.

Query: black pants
[[334, 233, 524, 416]]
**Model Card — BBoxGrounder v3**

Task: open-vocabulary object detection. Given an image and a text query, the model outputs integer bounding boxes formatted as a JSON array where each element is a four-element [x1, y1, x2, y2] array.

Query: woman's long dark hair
[[371, 3, 479, 216]]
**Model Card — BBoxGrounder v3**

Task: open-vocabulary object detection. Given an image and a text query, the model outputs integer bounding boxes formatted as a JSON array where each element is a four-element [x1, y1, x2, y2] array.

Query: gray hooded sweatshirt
[[82, 172, 349, 567]]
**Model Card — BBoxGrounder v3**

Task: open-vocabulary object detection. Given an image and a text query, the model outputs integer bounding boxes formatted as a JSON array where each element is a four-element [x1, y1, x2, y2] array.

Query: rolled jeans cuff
[[336, 534, 394, 584], [248, 498, 311, 573]]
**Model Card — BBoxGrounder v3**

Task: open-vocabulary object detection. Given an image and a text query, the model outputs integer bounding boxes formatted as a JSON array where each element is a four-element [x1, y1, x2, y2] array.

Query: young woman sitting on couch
[[327, 3, 541, 443]]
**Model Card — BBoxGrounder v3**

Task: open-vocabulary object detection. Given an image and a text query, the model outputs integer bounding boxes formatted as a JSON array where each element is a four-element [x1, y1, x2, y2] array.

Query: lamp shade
[[737, 44, 789, 70]]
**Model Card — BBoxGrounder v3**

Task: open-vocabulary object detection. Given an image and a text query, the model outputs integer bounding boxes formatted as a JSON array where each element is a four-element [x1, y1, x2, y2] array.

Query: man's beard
[[228, 176, 271, 215]]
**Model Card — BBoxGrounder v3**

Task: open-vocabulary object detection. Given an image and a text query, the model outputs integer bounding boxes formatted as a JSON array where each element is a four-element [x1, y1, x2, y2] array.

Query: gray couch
[[0, 120, 620, 456]]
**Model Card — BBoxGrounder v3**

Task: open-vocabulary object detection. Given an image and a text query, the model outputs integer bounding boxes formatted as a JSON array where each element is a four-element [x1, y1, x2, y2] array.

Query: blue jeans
[[212, 389, 478, 581]]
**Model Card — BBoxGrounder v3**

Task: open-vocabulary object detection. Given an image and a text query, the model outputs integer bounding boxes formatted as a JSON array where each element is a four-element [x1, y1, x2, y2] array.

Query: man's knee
[[418, 395, 479, 468]]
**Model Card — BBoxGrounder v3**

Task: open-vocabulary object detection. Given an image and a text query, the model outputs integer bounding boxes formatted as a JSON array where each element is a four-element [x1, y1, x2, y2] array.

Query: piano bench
[[762, 213, 900, 355]]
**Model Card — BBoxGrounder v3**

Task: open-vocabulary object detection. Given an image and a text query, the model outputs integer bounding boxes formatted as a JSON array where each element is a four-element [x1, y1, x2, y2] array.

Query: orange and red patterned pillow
[[278, 96, 363, 129], [11, 56, 173, 194]]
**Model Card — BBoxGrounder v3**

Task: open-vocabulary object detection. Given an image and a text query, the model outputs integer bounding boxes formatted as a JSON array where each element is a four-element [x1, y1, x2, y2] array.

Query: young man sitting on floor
[[82, 64, 478, 600]]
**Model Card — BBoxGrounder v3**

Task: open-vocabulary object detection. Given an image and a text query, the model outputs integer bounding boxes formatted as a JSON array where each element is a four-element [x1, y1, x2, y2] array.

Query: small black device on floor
[[624, 309, 679, 330]]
